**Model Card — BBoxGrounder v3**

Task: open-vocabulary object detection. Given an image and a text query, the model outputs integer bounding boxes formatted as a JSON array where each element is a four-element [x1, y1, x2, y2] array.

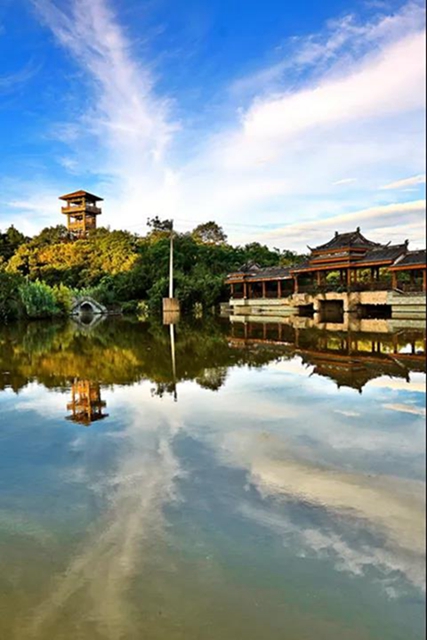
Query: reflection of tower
[[66, 379, 108, 426]]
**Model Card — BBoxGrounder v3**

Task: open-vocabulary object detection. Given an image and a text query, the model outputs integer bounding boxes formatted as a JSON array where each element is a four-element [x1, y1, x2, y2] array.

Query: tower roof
[[59, 190, 104, 202]]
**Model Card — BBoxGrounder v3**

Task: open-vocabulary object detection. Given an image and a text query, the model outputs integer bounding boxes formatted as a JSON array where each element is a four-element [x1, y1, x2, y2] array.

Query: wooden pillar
[[294, 276, 299, 294], [243, 282, 247, 299], [347, 269, 352, 289], [277, 280, 282, 298], [392, 333, 398, 354], [410, 270, 414, 286], [262, 281, 266, 298], [230, 284, 234, 298], [316, 271, 321, 285], [392, 272, 397, 289], [423, 269, 426, 292], [370, 268, 374, 283]]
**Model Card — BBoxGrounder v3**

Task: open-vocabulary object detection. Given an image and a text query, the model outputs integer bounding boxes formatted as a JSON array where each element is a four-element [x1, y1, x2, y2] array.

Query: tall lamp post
[[163, 220, 180, 321]]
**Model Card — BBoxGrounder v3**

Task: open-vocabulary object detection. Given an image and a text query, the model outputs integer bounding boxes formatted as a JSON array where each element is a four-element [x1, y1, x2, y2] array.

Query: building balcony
[[62, 205, 102, 215]]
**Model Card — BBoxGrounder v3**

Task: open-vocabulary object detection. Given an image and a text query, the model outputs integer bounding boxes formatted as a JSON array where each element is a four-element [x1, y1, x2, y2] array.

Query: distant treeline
[[0, 220, 307, 321]]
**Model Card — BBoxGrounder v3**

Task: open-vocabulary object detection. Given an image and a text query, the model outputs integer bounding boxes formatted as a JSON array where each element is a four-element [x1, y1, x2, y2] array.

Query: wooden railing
[[62, 205, 102, 215], [231, 281, 425, 298]]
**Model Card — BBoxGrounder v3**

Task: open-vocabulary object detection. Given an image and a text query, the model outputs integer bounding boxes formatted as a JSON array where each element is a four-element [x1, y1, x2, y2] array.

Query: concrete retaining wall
[[230, 290, 426, 321]]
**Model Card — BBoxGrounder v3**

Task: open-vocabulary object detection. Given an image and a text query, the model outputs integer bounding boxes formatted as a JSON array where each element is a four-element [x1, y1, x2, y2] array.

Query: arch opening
[[80, 302, 95, 314]]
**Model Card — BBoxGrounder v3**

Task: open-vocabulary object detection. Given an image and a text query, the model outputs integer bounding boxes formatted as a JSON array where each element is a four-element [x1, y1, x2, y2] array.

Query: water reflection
[[0, 317, 425, 397], [229, 320, 425, 392], [0, 317, 425, 640], [66, 379, 108, 426]]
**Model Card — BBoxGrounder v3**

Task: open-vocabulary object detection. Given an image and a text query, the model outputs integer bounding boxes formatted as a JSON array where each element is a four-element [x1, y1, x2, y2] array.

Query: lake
[[0, 316, 425, 640]]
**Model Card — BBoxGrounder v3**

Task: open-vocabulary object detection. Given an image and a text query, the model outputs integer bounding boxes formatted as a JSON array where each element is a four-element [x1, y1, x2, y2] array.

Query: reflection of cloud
[[383, 403, 426, 416], [240, 500, 425, 594], [366, 373, 426, 393], [334, 409, 361, 417], [23, 398, 182, 639], [247, 449, 425, 591]]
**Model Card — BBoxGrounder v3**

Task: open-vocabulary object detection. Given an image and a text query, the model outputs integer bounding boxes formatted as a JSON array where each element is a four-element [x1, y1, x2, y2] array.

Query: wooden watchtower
[[59, 190, 103, 238]]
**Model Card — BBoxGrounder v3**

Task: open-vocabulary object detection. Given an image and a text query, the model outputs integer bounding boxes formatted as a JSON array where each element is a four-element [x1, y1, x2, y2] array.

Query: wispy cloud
[[333, 178, 357, 186], [0, 61, 39, 94], [380, 174, 426, 190], [259, 200, 426, 250], [4, 0, 424, 244], [32, 0, 180, 222]]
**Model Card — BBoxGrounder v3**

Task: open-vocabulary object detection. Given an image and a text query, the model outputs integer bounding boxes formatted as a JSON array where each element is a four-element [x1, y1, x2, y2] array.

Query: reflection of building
[[60, 190, 103, 239], [228, 320, 426, 393], [66, 379, 108, 426]]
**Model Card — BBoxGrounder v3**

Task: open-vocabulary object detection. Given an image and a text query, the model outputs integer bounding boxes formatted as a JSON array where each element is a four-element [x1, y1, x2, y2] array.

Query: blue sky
[[0, 0, 425, 249]]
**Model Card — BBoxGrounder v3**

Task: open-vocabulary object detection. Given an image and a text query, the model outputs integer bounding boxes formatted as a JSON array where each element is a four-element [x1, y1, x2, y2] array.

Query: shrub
[[19, 280, 61, 319], [0, 273, 24, 321], [52, 283, 73, 314]]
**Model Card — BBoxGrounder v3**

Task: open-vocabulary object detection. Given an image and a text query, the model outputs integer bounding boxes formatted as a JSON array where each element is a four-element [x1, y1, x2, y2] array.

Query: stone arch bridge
[[70, 296, 107, 316]]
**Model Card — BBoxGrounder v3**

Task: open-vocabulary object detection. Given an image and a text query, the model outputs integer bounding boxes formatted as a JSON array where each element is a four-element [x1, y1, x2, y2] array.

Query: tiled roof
[[290, 260, 311, 273], [246, 266, 292, 280], [235, 261, 261, 273], [312, 228, 381, 252], [390, 249, 426, 268], [226, 265, 292, 280], [355, 243, 407, 264]]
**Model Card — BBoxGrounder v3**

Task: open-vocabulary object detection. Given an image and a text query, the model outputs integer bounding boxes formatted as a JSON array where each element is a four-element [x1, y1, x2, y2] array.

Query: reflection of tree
[[196, 366, 228, 391], [66, 379, 108, 426], [0, 317, 282, 394], [0, 318, 424, 396], [150, 382, 177, 399]]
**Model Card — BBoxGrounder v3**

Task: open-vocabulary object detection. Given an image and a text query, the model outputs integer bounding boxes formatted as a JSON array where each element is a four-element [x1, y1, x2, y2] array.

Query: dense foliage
[[0, 222, 307, 320]]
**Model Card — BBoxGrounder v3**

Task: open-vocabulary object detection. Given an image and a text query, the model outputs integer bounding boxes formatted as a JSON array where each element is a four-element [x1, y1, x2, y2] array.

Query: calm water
[[0, 317, 425, 640]]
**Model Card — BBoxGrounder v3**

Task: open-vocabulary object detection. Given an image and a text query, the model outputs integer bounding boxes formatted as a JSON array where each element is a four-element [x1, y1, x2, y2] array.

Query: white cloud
[[380, 174, 426, 190], [218, 31, 425, 171], [333, 178, 357, 186], [31, 0, 180, 227], [3, 0, 423, 246], [259, 200, 426, 250]]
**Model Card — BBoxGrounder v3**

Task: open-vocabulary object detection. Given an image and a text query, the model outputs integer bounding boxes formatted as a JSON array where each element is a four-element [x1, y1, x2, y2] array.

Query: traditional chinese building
[[60, 190, 103, 238], [226, 228, 426, 299]]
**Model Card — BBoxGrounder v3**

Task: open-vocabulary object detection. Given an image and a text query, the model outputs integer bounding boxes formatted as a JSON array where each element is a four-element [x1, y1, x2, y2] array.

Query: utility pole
[[169, 220, 174, 299], [162, 219, 180, 320]]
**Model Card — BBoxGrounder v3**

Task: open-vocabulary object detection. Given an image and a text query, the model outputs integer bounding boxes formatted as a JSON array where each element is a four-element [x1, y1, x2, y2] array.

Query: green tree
[[191, 221, 227, 245], [0, 273, 24, 320], [0, 225, 27, 261]]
